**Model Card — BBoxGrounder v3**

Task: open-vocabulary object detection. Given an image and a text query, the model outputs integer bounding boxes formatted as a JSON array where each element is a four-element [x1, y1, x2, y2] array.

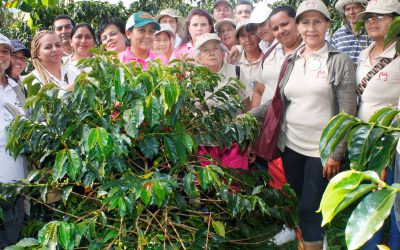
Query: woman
[[249, 1, 357, 249], [170, 9, 214, 61], [118, 12, 161, 69], [30, 30, 78, 92], [9, 39, 30, 82], [99, 18, 127, 53], [153, 24, 175, 64], [65, 23, 96, 73], [0, 33, 26, 247], [355, 0, 400, 249], [251, 6, 302, 109], [234, 20, 263, 110]]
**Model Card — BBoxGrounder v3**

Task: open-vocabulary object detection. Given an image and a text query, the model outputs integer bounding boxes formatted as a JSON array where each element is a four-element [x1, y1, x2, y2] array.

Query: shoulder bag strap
[[357, 55, 397, 95]]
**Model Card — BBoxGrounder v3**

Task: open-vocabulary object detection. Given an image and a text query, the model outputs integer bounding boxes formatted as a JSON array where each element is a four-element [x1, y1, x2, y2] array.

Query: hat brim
[[156, 29, 175, 38], [356, 9, 395, 21], [0, 43, 14, 52], [196, 38, 221, 51], [215, 20, 236, 31], [335, 0, 368, 14], [131, 20, 161, 31], [14, 48, 31, 58]]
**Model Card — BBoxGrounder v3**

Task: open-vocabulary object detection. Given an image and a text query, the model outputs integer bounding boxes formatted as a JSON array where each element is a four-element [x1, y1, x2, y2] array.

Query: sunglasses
[[364, 14, 393, 23]]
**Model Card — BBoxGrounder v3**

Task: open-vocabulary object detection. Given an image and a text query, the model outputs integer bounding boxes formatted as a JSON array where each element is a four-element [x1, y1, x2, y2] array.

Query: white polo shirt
[[0, 77, 26, 183], [235, 52, 263, 100], [284, 43, 332, 157], [357, 41, 400, 121]]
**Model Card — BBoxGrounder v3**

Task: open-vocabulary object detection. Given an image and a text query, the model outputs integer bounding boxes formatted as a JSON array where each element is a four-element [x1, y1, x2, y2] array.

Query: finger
[[322, 166, 327, 178]]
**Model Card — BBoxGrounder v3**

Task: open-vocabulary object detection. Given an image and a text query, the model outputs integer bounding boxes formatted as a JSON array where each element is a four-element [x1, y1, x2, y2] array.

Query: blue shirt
[[331, 26, 369, 64]]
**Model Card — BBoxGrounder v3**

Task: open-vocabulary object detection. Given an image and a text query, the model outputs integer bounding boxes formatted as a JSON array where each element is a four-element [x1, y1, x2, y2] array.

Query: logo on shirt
[[378, 71, 389, 83], [317, 69, 327, 79]]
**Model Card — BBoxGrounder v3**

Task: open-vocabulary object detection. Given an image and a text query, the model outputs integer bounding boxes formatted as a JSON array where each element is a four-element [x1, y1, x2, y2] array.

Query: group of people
[[1, 0, 400, 249]]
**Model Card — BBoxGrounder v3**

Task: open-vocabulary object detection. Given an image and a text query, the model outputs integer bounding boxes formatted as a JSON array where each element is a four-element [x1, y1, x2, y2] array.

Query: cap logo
[[369, 0, 377, 6], [306, 1, 316, 7]]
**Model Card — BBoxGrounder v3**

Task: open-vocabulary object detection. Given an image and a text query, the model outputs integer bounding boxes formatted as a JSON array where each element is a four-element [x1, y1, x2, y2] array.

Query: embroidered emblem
[[378, 71, 389, 83], [369, 0, 377, 6], [317, 70, 326, 79], [306, 1, 316, 7]]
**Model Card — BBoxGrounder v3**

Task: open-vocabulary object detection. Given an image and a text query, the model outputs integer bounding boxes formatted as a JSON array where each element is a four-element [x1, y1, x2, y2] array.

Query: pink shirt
[[118, 48, 156, 70], [154, 52, 169, 66], [170, 42, 196, 61]]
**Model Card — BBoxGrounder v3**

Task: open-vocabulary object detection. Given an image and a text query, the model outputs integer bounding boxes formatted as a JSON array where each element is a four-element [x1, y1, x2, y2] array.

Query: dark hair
[[98, 18, 125, 41], [52, 14, 75, 29], [179, 9, 215, 47], [236, 0, 254, 11], [269, 5, 296, 19], [71, 23, 97, 45]]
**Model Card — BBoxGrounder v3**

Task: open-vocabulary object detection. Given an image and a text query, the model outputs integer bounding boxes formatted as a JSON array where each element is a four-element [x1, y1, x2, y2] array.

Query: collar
[[123, 48, 156, 62], [237, 50, 263, 65], [6, 76, 18, 88]]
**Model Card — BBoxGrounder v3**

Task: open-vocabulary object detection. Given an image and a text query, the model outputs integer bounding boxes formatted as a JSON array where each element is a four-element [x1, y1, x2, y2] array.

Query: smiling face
[[126, 23, 157, 53], [269, 11, 299, 49], [217, 23, 237, 49], [53, 18, 73, 45], [255, 19, 274, 43], [238, 27, 260, 53], [297, 11, 329, 50], [100, 24, 127, 53], [213, 3, 233, 22], [188, 15, 212, 44], [11, 51, 27, 78], [344, 3, 364, 26], [37, 33, 63, 67], [71, 26, 95, 58], [0, 44, 11, 74], [197, 40, 224, 71], [154, 31, 172, 54]]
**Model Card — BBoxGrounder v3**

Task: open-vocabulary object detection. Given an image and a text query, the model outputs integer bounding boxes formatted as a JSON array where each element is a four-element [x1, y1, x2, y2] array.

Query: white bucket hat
[[356, 0, 400, 21], [335, 0, 368, 14], [195, 33, 222, 51], [296, 0, 330, 21]]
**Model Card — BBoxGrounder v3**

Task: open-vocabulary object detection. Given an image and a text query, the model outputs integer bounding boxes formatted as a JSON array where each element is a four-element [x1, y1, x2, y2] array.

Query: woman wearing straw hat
[[355, 0, 400, 248], [249, 0, 357, 248]]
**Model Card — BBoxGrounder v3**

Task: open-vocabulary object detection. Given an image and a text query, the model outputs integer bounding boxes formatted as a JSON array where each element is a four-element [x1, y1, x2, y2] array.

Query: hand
[[323, 158, 341, 180], [228, 46, 240, 64], [245, 144, 256, 164]]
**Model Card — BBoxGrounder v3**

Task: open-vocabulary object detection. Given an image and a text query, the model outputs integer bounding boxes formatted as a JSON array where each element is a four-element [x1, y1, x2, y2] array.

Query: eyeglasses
[[364, 14, 393, 23]]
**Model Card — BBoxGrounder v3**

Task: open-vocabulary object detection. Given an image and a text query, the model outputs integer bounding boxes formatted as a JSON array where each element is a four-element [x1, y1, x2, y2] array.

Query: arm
[[250, 82, 265, 109]]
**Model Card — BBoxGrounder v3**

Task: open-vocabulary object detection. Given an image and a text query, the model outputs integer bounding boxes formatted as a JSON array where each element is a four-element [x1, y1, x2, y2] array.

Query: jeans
[[362, 166, 400, 250], [282, 147, 328, 242]]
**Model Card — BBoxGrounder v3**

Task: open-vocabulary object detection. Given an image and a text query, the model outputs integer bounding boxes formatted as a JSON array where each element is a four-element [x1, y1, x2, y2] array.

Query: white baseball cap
[[0, 34, 14, 52], [356, 0, 400, 21], [195, 33, 222, 50], [296, 0, 331, 21]]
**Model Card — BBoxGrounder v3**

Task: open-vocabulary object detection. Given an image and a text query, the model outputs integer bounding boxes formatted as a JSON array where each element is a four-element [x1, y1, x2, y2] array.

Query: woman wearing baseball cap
[[0, 33, 26, 247], [355, 0, 400, 249], [9, 39, 30, 82], [249, 1, 357, 249], [118, 12, 161, 70], [153, 24, 176, 64]]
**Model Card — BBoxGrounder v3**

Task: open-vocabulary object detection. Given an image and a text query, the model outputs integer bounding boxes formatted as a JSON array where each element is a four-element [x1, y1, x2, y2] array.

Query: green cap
[[126, 12, 161, 31]]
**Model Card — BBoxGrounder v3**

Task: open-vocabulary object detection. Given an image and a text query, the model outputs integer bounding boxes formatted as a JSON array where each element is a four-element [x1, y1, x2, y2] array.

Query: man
[[332, 0, 369, 64], [235, 0, 254, 22], [52, 14, 75, 55], [213, 0, 234, 22], [215, 18, 238, 50]]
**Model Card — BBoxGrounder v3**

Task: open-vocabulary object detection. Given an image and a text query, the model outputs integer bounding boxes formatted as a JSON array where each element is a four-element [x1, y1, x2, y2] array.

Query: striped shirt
[[331, 26, 369, 64]]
